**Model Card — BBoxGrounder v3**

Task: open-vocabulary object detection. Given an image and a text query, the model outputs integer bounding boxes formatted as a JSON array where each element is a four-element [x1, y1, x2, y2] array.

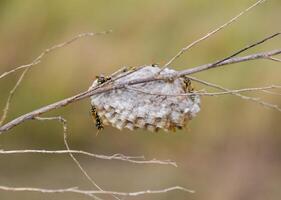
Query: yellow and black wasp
[[183, 75, 196, 102], [91, 75, 111, 132], [91, 105, 103, 130], [96, 74, 111, 85]]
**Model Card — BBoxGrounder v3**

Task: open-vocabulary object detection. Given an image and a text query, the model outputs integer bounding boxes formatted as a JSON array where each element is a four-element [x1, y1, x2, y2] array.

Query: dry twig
[[5, 115, 179, 199], [0, 31, 112, 80], [0, 48, 280, 134], [35, 116, 115, 200], [266, 56, 281, 62], [0, 31, 111, 126], [161, 0, 266, 70], [262, 90, 281, 96], [187, 76, 281, 112], [0, 69, 29, 126], [0, 149, 177, 166], [0, 114, 184, 199], [126, 84, 281, 97], [0, 185, 194, 197], [178, 49, 281, 76]]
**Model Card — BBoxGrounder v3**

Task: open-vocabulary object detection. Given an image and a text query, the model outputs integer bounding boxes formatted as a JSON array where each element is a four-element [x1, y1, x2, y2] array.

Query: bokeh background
[[0, 0, 280, 199]]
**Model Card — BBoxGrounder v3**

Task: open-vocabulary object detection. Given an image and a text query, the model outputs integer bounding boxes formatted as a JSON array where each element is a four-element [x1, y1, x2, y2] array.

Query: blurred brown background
[[0, 0, 281, 199]]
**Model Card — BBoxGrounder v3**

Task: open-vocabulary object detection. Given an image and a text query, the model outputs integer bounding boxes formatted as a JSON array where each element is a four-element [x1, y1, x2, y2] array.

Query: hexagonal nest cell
[[90, 65, 200, 132]]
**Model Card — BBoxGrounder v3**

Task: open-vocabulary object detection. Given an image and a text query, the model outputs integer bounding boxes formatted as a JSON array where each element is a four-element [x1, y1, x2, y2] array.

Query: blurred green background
[[0, 0, 281, 199]]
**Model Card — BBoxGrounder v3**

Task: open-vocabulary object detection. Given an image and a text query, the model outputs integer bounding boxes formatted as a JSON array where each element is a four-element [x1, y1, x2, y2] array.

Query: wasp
[[151, 63, 159, 67], [96, 75, 111, 85], [183, 76, 196, 102], [91, 74, 111, 133], [91, 105, 103, 131]]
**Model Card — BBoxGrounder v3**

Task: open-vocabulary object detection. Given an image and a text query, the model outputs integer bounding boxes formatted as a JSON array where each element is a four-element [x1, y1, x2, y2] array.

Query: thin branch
[[0, 31, 112, 80], [0, 149, 177, 166], [196, 86, 281, 96], [22, 116, 179, 200], [0, 69, 29, 126], [0, 185, 194, 197], [162, 0, 266, 69], [126, 83, 281, 111], [266, 56, 281, 62], [35, 116, 109, 200], [0, 60, 42, 80], [211, 32, 280, 66], [0, 48, 280, 134], [0, 30, 112, 127], [187, 76, 281, 112], [178, 49, 281, 76], [126, 84, 281, 97], [262, 90, 281, 96]]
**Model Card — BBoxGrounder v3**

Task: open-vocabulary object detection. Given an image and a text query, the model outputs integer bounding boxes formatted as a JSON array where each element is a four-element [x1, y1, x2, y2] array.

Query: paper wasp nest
[[90, 65, 200, 132]]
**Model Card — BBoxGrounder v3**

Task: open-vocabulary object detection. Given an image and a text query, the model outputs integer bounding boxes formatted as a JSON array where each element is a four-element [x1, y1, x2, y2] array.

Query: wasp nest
[[90, 65, 200, 132]]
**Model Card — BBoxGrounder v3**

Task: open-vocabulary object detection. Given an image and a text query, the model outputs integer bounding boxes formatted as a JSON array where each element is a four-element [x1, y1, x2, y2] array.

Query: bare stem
[[0, 31, 111, 127], [162, 0, 266, 69], [35, 116, 114, 200], [0, 149, 177, 166], [178, 49, 281, 76], [0, 185, 194, 197], [0, 48, 280, 134], [187, 76, 281, 112], [267, 56, 281, 62], [126, 84, 281, 97], [0, 31, 112, 80]]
